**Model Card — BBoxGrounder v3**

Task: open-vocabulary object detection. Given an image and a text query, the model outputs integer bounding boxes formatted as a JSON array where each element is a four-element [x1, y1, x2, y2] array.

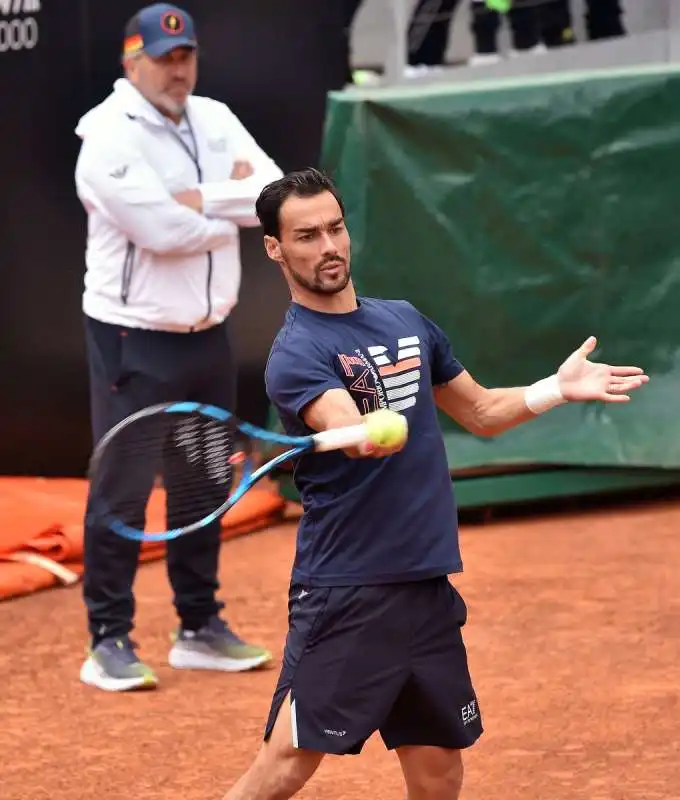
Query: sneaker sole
[[80, 656, 158, 692], [167, 646, 272, 673]]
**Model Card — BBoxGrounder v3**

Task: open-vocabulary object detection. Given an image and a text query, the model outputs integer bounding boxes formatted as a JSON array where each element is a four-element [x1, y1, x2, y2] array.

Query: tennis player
[[74, 2, 282, 691], [223, 168, 648, 798]]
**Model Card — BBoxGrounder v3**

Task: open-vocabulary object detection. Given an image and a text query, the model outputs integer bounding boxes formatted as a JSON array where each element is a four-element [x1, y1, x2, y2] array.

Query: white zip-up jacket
[[74, 79, 283, 332]]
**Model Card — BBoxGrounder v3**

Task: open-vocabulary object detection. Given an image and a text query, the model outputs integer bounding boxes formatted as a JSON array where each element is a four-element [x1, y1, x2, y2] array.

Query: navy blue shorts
[[264, 576, 483, 755]]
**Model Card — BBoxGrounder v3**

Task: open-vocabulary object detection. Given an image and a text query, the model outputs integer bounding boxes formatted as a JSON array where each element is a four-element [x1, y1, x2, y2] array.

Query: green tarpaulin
[[321, 65, 680, 472]]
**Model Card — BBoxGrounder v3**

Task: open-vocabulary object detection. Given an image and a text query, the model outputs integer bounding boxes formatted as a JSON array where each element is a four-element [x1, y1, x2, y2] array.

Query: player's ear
[[264, 235, 282, 263]]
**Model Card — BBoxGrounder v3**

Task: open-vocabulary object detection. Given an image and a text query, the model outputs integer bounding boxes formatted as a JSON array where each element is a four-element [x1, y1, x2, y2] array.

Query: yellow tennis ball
[[364, 409, 408, 448]]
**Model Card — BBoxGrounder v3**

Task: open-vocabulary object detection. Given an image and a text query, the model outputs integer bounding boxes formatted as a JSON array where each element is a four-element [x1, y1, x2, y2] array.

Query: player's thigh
[[380, 578, 483, 751], [395, 745, 464, 800], [265, 582, 409, 756], [223, 690, 322, 800], [250, 689, 323, 790]]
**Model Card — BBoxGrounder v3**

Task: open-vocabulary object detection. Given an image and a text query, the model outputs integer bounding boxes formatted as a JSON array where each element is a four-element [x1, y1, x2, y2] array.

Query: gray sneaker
[[80, 636, 158, 692], [168, 616, 272, 673]]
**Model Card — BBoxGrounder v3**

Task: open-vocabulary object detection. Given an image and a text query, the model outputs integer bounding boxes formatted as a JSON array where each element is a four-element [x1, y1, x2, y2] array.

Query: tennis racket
[[87, 401, 403, 543]]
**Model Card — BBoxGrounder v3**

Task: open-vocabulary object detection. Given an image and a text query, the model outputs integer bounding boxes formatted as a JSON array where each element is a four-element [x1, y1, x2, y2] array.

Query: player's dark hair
[[255, 168, 345, 239]]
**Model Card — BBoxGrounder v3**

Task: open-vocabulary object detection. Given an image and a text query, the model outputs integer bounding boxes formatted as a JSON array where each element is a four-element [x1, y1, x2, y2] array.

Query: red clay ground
[[1, 498, 679, 800]]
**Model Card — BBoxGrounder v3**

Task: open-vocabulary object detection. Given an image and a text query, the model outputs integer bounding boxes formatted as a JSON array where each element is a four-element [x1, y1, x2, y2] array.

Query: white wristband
[[524, 374, 567, 415]]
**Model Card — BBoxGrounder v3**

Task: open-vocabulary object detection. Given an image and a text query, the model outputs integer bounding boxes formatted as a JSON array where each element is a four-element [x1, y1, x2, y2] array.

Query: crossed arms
[[75, 104, 282, 256]]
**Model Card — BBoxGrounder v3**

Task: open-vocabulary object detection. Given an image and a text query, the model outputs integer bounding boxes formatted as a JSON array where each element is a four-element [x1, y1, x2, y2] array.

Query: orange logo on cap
[[123, 33, 144, 55], [161, 11, 184, 34]]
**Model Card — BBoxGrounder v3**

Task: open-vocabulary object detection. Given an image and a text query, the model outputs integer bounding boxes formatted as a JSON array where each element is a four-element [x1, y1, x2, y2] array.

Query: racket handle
[[311, 423, 369, 452]]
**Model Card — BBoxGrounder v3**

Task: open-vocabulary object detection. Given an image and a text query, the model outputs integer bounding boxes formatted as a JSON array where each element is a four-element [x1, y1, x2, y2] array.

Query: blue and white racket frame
[[87, 400, 381, 543]]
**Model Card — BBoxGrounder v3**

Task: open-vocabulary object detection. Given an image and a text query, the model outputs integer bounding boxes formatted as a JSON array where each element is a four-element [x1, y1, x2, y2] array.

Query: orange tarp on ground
[[0, 477, 288, 602]]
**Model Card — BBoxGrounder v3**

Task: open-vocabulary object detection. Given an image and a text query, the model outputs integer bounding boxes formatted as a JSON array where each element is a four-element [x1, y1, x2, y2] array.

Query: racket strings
[[90, 411, 241, 534], [173, 416, 233, 484]]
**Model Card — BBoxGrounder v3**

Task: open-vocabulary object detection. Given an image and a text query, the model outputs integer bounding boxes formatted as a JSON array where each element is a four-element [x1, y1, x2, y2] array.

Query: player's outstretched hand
[[557, 336, 649, 404]]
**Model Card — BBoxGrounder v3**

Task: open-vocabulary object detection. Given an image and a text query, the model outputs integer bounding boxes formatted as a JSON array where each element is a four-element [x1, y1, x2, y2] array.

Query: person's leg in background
[[471, 0, 557, 64], [407, 0, 462, 69], [585, 0, 626, 41], [537, 0, 576, 49], [469, 0, 503, 65], [165, 321, 272, 673], [80, 316, 173, 692], [507, 0, 544, 55]]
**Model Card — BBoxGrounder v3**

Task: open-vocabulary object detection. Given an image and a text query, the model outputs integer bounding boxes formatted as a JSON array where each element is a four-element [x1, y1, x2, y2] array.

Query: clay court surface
[[2, 497, 679, 800]]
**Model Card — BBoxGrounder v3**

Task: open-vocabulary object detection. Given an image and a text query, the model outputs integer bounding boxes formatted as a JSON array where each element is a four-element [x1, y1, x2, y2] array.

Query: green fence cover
[[321, 65, 680, 471]]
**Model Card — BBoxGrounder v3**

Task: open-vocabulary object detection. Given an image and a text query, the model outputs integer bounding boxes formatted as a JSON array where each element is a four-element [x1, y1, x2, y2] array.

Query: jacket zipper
[[121, 241, 135, 304], [125, 112, 213, 322], [174, 114, 212, 323], [205, 252, 213, 321]]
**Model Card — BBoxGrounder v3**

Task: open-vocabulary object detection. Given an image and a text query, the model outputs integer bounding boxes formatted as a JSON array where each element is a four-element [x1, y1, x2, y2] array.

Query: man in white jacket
[[75, 2, 283, 692]]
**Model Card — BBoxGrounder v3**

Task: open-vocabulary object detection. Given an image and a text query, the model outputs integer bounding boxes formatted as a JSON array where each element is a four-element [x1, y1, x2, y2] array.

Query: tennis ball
[[364, 409, 408, 448]]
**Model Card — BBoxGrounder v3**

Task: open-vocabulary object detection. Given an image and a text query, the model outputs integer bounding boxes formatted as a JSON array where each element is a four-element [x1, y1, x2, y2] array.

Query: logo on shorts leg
[[323, 728, 347, 737], [461, 699, 479, 726]]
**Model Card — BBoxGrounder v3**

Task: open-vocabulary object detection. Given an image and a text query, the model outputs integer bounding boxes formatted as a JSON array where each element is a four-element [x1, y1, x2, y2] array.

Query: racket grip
[[311, 423, 369, 452]]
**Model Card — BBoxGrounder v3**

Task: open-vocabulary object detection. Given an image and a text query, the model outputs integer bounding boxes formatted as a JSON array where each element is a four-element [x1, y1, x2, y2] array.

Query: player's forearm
[[303, 388, 363, 434], [436, 378, 565, 438], [467, 386, 541, 437], [435, 368, 568, 438], [473, 373, 570, 436], [302, 389, 378, 458]]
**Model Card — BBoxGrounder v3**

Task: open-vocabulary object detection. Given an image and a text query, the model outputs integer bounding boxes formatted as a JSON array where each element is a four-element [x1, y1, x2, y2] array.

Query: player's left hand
[[557, 336, 649, 403]]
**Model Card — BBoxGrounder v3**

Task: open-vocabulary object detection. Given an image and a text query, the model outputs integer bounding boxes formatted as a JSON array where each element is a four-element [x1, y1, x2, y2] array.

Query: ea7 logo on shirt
[[337, 335, 421, 414], [337, 351, 386, 413], [461, 699, 479, 726], [368, 336, 421, 412]]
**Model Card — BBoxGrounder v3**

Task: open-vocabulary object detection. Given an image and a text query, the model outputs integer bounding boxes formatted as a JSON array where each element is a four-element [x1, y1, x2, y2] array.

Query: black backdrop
[[0, 0, 351, 476]]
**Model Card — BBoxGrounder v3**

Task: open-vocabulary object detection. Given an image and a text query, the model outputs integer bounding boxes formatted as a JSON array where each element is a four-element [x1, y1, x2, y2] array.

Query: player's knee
[[401, 747, 464, 800], [409, 764, 463, 799]]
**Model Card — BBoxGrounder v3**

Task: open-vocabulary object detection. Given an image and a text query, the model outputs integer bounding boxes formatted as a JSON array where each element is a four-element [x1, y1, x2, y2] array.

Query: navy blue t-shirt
[[265, 297, 465, 587]]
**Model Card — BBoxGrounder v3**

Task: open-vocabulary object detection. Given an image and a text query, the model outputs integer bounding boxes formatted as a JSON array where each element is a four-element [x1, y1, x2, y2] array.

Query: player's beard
[[286, 256, 351, 295]]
